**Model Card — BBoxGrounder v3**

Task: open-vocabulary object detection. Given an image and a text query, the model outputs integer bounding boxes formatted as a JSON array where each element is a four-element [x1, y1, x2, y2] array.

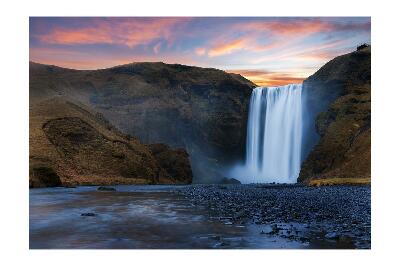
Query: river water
[[30, 185, 310, 249]]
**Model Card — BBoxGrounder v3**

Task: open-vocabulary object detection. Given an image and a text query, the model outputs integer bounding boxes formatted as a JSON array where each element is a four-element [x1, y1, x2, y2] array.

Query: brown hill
[[29, 97, 192, 187], [299, 46, 371, 184], [30, 62, 255, 182]]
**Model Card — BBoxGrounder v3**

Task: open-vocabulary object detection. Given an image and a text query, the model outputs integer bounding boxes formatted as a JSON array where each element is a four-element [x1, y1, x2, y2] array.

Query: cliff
[[30, 62, 255, 183], [299, 46, 371, 184], [29, 97, 192, 187]]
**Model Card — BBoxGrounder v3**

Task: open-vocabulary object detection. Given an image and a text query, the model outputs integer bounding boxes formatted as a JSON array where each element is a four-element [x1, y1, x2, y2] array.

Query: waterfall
[[235, 84, 303, 184]]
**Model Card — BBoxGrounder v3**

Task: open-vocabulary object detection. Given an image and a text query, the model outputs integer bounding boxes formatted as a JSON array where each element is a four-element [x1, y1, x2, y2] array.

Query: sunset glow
[[30, 17, 370, 86]]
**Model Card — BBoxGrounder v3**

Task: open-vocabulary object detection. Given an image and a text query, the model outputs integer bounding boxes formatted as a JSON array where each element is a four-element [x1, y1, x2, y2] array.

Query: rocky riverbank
[[178, 184, 371, 248]]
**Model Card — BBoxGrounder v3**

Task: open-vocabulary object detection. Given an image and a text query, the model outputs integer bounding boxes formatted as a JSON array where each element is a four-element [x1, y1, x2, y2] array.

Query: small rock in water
[[210, 235, 221, 241], [325, 232, 338, 239], [81, 212, 96, 217], [97, 186, 116, 191]]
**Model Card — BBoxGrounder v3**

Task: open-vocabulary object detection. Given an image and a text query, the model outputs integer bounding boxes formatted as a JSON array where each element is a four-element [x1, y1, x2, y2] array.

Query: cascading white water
[[235, 84, 303, 183]]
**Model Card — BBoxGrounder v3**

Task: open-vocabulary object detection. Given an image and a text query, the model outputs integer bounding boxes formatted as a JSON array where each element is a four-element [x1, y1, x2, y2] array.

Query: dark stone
[[81, 212, 96, 217], [29, 166, 62, 188], [357, 43, 370, 51], [325, 232, 338, 239], [147, 143, 192, 184], [97, 186, 116, 191]]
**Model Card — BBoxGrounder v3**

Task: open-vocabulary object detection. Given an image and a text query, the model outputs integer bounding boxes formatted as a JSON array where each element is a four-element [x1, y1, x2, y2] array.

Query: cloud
[[198, 18, 370, 58], [204, 37, 278, 57], [228, 69, 307, 87], [206, 18, 370, 57], [195, 47, 206, 56], [208, 38, 248, 57], [234, 18, 370, 38], [251, 39, 348, 64], [38, 27, 113, 45], [30, 17, 370, 80], [153, 42, 162, 54], [35, 17, 190, 48]]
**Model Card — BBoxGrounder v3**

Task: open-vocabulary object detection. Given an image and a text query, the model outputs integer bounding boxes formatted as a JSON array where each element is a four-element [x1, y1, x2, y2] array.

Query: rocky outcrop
[[30, 62, 255, 182], [29, 166, 62, 188], [299, 47, 371, 183], [29, 98, 192, 187], [147, 143, 192, 184]]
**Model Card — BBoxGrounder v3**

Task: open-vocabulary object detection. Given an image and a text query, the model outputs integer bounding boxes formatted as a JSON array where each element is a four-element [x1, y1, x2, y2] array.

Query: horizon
[[30, 17, 370, 86]]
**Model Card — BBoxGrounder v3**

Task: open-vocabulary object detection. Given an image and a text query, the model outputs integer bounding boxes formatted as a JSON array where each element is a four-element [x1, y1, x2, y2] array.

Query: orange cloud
[[39, 28, 113, 45], [228, 69, 306, 87], [36, 18, 190, 48], [208, 38, 248, 57]]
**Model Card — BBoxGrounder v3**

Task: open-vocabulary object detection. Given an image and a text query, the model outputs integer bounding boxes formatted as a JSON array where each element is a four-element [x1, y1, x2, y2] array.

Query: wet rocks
[[178, 184, 371, 248]]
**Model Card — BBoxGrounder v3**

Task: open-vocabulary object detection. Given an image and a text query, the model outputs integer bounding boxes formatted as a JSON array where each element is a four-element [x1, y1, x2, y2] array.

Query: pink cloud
[[208, 38, 248, 57], [195, 47, 206, 56], [234, 19, 370, 37], [153, 42, 162, 54], [36, 18, 191, 48]]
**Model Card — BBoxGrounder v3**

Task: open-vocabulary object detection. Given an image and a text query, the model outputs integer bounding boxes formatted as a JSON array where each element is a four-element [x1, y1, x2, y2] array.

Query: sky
[[29, 17, 370, 86]]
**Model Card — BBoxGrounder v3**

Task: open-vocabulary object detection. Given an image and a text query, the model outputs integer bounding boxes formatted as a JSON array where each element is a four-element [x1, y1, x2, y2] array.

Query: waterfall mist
[[229, 84, 303, 184]]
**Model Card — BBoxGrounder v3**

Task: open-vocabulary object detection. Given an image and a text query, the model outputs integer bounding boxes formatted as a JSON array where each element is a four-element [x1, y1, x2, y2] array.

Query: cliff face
[[30, 62, 255, 183], [30, 63, 255, 182], [299, 47, 371, 183], [29, 98, 192, 187]]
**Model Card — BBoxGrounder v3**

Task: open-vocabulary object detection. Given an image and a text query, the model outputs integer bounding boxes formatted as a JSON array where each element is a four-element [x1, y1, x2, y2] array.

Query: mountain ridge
[[30, 61, 255, 183]]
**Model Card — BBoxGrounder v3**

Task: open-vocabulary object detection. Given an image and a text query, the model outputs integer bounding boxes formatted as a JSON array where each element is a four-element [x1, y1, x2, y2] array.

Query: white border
[[1, 0, 399, 265]]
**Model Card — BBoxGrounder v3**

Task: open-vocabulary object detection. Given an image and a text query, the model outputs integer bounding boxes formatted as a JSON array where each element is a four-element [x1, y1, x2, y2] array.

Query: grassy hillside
[[299, 46, 371, 184], [29, 97, 192, 187]]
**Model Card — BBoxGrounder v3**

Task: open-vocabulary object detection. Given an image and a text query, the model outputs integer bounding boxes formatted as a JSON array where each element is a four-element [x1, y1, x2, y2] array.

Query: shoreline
[[28, 180, 372, 189], [178, 184, 371, 249]]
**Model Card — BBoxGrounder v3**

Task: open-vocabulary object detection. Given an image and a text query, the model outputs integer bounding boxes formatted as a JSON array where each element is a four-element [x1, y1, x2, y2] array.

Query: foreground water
[[30, 185, 370, 249]]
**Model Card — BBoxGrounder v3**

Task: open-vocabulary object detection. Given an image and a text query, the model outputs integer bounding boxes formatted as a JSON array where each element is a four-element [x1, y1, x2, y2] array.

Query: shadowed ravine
[[30, 185, 370, 249]]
